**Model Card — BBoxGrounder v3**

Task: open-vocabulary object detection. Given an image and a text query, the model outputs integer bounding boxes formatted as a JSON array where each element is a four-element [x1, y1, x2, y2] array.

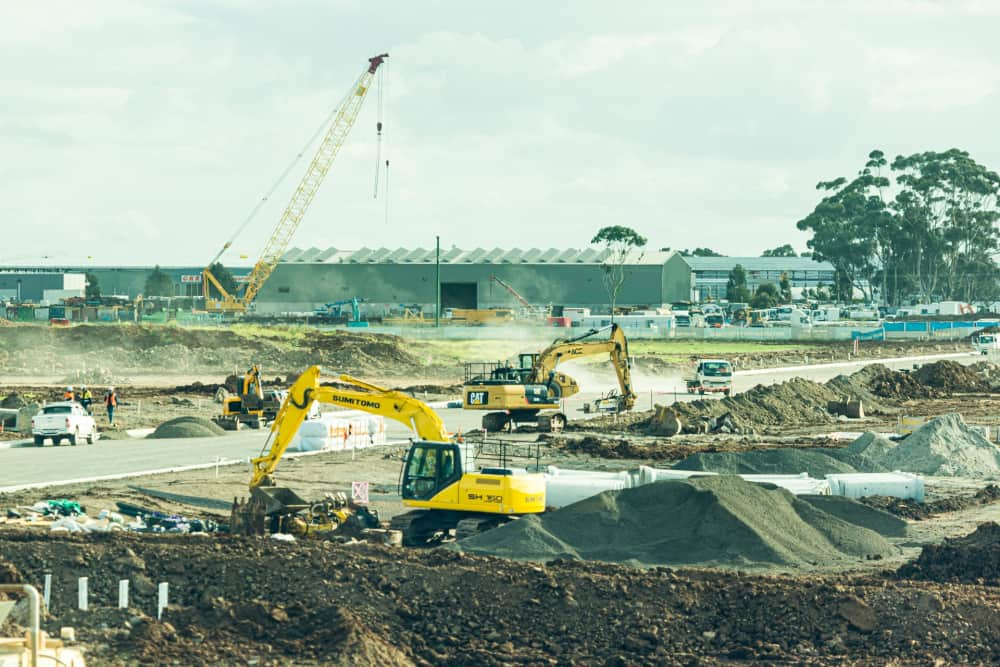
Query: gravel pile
[[456, 475, 897, 568], [881, 413, 1000, 478], [148, 416, 226, 439]]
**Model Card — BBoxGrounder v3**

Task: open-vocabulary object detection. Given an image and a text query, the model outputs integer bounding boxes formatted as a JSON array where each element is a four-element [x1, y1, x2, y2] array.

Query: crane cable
[[208, 91, 350, 266], [373, 62, 385, 199]]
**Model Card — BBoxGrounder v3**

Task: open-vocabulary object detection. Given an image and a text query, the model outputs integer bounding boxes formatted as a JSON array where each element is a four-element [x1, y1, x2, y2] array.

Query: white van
[[973, 333, 1000, 355]]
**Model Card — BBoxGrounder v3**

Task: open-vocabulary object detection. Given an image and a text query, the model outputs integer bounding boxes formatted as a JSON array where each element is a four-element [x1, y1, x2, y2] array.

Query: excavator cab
[[400, 442, 464, 500]]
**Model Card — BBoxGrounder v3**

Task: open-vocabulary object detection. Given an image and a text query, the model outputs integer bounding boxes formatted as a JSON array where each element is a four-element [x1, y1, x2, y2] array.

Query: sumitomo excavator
[[461, 323, 637, 432], [233, 365, 546, 545]]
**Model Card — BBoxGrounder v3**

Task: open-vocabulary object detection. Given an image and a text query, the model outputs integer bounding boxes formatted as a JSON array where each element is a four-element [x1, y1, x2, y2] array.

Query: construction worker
[[79, 385, 93, 414], [63, 385, 75, 401], [104, 387, 118, 425]]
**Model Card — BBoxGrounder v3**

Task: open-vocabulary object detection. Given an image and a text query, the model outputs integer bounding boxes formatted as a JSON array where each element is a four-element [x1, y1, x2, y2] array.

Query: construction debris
[[897, 522, 1000, 584]]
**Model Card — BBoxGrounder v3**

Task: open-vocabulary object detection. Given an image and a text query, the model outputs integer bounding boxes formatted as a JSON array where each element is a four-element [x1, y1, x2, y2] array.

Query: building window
[[278, 287, 290, 294]]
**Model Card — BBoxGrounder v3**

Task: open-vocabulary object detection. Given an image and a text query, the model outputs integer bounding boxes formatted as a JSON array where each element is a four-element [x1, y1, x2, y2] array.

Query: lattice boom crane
[[203, 53, 389, 313]]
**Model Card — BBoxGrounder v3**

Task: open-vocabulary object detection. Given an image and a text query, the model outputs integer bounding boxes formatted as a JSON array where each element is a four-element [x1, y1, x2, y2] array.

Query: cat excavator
[[462, 324, 636, 432], [232, 365, 546, 545]]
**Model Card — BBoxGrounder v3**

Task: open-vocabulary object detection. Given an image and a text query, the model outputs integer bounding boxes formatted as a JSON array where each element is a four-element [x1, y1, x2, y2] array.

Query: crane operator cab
[[402, 442, 465, 501]]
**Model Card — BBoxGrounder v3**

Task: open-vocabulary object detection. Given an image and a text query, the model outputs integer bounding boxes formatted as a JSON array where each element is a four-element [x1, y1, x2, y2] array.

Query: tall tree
[[726, 264, 751, 303], [751, 282, 780, 309], [144, 266, 174, 297], [681, 247, 724, 257], [779, 272, 792, 302], [761, 244, 797, 257], [84, 272, 101, 300], [891, 149, 1000, 303], [591, 226, 647, 323]]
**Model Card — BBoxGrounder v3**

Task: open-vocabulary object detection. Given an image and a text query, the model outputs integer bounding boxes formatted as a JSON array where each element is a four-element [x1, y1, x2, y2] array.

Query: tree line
[[796, 149, 999, 305]]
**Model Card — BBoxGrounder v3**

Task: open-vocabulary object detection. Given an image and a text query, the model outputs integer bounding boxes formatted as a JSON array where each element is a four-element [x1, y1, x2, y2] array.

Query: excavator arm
[[249, 365, 449, 489], [530, 324, 636, 407]]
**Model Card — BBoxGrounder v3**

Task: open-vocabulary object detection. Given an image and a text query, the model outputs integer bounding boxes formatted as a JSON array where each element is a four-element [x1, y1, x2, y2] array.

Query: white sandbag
[[289, 411, 387, 452]]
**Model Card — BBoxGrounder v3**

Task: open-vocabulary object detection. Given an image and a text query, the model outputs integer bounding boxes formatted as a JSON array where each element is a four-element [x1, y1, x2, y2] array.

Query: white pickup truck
[[31, 402, 98, 446]]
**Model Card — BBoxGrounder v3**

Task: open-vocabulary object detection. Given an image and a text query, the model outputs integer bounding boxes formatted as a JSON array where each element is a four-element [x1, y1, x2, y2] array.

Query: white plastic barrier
[[544, 476, 627, 508], [289, 411, 387, 452], [825, 472, 925, 501], [637, 466, 718, 484], [740, 473, 831, 495]]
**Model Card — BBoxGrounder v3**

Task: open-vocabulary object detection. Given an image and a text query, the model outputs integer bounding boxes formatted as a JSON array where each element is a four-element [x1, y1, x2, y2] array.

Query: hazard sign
[[351, 481, 370, 504]]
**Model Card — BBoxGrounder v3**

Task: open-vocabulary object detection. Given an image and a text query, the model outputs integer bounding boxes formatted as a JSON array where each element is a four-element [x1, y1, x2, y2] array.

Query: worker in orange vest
[[63, 386, 75, 401], [105, 387, 119, 425]]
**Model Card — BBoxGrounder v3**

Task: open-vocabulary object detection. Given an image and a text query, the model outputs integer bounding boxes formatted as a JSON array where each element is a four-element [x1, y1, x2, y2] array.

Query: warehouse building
[[254, 246, 677, 315], [0, 270, 85, 303], [661, 255, 837, 302]]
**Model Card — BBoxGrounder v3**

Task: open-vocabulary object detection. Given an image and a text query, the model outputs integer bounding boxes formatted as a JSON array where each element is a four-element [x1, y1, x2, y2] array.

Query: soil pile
[[148, 416, 226, 439], [843, 364, 935, 400], [861, 485, 1000, 520], [0, 324, 425, 376], [0, 393, 26, 409], [880, 413, 1000, 477], [897, 522, 1000, 584], [913, 360, 990, 393], [456, 476, 896, 568], [3, 532, 1000, 665]]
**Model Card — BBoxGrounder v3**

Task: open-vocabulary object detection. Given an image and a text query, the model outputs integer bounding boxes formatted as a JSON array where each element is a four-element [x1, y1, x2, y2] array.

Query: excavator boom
[[250, 365, 448, 489]]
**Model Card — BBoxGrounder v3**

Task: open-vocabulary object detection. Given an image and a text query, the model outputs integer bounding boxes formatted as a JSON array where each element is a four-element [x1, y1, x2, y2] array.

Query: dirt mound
[[4, 531, 1000, 664], [897, 522, 1000, 584], [148, 416, 226, 439], [797, 495, 908, 537], [861, 485, 1000, 520], [849, 364, 935, 400], [0, 324, 425, 376], [456, 476, 896, 568], [0, 393, 26, 409], [880, 413, 1000, 477], [913, 360, 990, 393]]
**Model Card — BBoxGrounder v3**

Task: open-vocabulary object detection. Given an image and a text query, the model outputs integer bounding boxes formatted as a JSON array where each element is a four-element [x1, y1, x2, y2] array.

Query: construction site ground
[[2, 323, 999, 664]]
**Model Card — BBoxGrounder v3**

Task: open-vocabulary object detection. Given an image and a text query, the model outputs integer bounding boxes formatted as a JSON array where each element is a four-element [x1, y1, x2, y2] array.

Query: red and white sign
[[180, 275, 203, 283], [351, 481, 370, 504]]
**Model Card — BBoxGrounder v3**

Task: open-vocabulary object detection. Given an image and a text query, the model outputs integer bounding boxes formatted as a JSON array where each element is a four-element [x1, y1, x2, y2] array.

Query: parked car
[[31, 402, 98, 446]]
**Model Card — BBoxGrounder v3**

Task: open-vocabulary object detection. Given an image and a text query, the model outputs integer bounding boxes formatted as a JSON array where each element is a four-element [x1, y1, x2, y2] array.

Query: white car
[[31, 402, 98, 446]]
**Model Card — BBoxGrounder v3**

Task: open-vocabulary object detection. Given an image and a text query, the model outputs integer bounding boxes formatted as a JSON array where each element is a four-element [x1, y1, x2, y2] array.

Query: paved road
[[1, 350, 982, 490]]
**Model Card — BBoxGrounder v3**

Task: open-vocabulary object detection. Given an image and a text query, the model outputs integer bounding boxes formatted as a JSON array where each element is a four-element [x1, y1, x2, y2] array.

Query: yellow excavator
[[235, 365, 546, 545], [213, 364, 286, 430], [462, 323, 636, 432]]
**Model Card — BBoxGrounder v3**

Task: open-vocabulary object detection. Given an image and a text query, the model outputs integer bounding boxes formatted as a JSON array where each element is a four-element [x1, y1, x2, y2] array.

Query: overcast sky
[[3, 0, 999, 267]]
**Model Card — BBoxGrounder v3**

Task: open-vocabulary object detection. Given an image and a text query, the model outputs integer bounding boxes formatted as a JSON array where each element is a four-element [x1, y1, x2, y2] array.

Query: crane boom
[[204, 53, 389, 313]]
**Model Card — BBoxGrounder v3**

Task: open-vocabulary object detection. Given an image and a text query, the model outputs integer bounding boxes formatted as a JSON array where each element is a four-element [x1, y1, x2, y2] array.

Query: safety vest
[[63, 391, 74, 400], [105, 392, 118, 407]]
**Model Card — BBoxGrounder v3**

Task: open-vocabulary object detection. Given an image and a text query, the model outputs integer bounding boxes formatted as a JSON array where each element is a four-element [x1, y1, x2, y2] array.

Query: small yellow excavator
[[233, 366, 546, 545], [462, 324, 636, 432], [213, 364, 286, 430]]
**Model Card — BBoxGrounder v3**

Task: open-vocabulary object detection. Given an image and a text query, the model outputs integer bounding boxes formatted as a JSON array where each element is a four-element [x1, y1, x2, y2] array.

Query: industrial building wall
[[254, 263, 669, 314], [661, 255, 695, 303], [0, 273, 72, 302]]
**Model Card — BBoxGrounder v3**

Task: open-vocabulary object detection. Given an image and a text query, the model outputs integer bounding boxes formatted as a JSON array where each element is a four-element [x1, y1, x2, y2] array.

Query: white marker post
[[157, 582, 168, 620], [77, 577, 88, 611], [43, 574, 52, 611], [118, 580, 129, 609]]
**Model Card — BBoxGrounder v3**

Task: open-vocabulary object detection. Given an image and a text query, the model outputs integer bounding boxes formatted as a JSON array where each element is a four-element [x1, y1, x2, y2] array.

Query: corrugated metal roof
[[682, 256, 835, 271], [281, 246, 673, 265]]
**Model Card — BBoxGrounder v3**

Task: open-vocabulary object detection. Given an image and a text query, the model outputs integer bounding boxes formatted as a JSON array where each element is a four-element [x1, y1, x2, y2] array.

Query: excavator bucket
[[250, 486, 309, 516]]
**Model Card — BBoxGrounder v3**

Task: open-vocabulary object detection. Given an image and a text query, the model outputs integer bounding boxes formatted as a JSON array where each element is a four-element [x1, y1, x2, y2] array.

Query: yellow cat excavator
[[462, 323, 636, 432], [234, 365, 546, 545]]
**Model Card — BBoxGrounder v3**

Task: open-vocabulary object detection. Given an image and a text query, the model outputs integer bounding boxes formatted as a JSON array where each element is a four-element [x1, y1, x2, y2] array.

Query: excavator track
[[389, 510, 447, 547]]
